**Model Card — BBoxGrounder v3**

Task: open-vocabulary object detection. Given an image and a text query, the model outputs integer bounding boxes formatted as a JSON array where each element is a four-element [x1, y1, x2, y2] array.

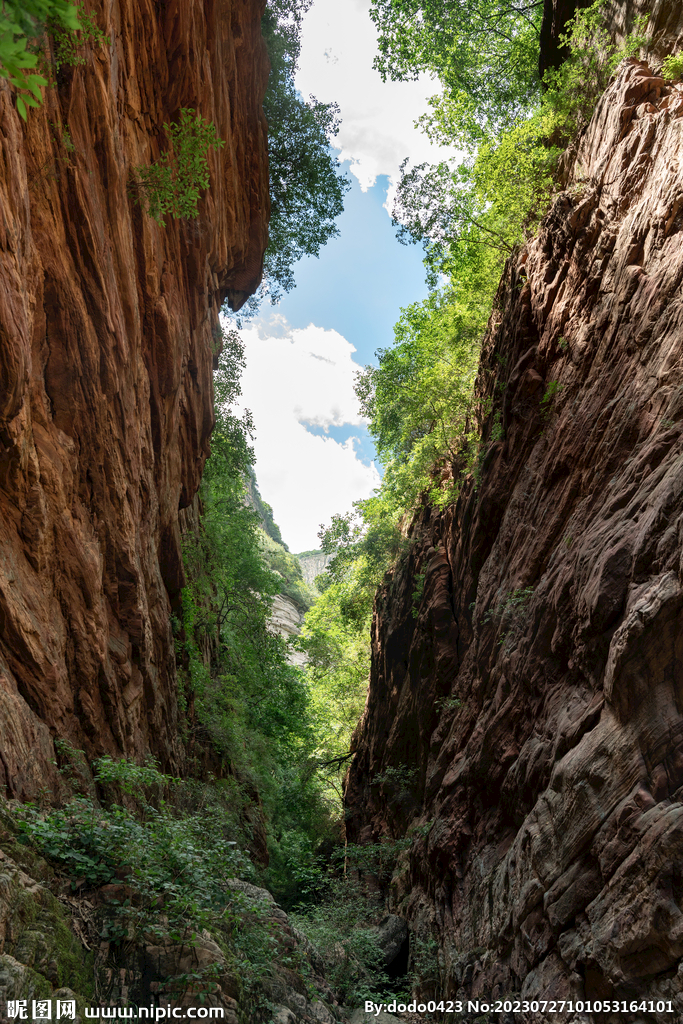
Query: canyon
[[0, 0, 682, 1017], [344, 4, 683, 1017]]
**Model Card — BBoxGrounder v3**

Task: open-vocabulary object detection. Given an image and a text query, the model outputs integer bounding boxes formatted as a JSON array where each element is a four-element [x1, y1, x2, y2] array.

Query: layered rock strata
[[0, 0, 269, 795], [345, 57, 683, 1020]]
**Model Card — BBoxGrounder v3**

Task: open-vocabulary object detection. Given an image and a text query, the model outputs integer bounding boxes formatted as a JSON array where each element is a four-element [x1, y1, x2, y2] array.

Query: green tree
[[180, 329, 337, 906], [356, 287, 483, 494], [370, 0, 543, 137], [389, 0, 647, 277], [255, 0, 350, 304]]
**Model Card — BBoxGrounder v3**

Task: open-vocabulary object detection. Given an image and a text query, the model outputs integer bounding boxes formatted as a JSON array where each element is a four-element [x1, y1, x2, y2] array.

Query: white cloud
[[236, 316, 381, 552], [296, 0, 450, 193]]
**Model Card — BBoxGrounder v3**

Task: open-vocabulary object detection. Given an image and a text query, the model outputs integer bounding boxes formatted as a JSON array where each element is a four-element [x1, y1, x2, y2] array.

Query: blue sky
[[268, 173, 429, 472], [275, 173, 429, 366], [234, 0, 450, 552]]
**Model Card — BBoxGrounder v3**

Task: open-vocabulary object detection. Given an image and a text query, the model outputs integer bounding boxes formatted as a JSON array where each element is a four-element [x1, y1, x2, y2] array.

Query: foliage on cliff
[[133, 109, 225, 226], [11, 759, 334, 1015], [0, 0, 80, 116], [0, 1, 112, 118], [259, 530, 318, 611]]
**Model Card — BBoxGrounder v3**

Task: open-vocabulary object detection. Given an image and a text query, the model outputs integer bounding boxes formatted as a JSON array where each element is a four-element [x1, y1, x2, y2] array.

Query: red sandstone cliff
[[0, 0, 269, 797], [345, 11, 683, 1018]]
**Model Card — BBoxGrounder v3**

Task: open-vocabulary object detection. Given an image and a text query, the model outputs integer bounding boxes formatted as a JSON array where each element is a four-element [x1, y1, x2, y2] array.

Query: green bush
[[10, 772, 317, 1015], [133, 108, 225, 226], [92, 754, 179, 796], [662, 53, 683, 81], [291, 879, 391, 1003], [16, 789, 254, 927]]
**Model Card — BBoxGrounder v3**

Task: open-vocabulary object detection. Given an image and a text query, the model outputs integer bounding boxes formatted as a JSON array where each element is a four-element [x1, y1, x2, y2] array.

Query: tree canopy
[[258, 0, 350, 304], [370, 0, 544, 137]]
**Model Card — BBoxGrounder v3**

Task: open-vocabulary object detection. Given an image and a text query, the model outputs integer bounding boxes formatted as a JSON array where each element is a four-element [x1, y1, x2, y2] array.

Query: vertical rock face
[[0, 0, 269, 796], [297, 550, 334, 589], [345, 35, 683, 1022], [269, 593, 307, 667]]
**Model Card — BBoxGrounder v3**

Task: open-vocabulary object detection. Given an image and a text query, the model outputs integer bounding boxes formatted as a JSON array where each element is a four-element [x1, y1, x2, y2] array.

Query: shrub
[[662, 53, 683, 81], [16, 790, 253, 926], [133, 108, 225, 226], [291, 878, 391, 1003]]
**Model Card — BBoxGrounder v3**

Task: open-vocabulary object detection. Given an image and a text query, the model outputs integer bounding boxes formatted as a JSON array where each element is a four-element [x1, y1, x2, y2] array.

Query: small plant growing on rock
[[133, 108, 225, 226], [50, 2, 109, 72], [541, 379, 563, 409], [481, 586, 535, 647], [434, 695, 463, 712], [409, 932, 441, 998], [411, 569, 427, 617], [53, 737, 93, 794], [662, 53, 683, 81], [373, 764, 418, 790], [490, 410, 504, 442], [503, 586, 535, 614]]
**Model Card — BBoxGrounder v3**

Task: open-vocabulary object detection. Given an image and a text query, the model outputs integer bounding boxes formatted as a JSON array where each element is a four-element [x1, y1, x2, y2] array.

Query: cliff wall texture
[[0, 0, 269, 797], [345, 25, 683, 1022]]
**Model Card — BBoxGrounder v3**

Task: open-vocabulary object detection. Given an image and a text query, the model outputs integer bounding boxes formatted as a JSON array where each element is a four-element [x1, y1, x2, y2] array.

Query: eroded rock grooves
[[345, 9, 683, 1017], [0, 0, 269, 796]]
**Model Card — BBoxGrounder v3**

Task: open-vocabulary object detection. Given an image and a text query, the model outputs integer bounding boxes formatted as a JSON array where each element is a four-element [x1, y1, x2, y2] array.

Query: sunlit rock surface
[[270, 594, 307, 667], [0, 0, 269, 795], [297, 551, 334, 589], [345, 55, 683, 1019]]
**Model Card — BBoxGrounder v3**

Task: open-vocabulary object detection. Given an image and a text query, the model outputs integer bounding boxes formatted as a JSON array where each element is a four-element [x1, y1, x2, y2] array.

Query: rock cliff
[[270, 593, 307, 667], [0, 1, 269, 796], [345, 12, 683, 1018], [297, 550, 334, 590]]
